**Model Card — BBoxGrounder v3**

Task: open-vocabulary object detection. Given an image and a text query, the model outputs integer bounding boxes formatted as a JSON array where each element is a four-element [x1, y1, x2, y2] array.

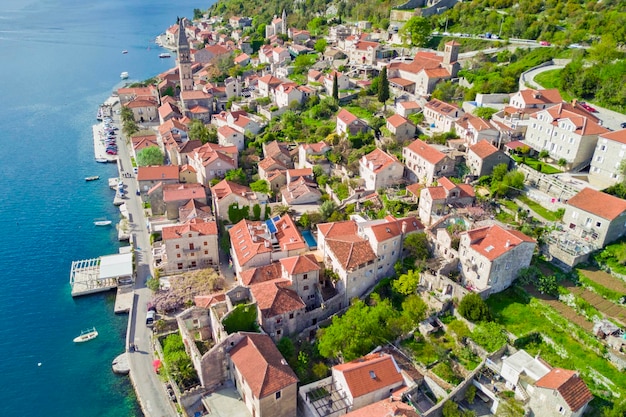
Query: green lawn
[[517, 195, 564, 221], [344, 105, 376, 123], [511, 155, 561, 174], [487, 287, 626, 398], [533, 69, 573, 102], [499, 199, 520, 213], [288, 73, 307, 85]]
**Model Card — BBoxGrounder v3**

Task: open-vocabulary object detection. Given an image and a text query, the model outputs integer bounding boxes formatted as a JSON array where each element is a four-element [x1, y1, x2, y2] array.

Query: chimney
[[401, 221, 407, 234], [505, 240, 510, 248], [572, 99, 577, 107]]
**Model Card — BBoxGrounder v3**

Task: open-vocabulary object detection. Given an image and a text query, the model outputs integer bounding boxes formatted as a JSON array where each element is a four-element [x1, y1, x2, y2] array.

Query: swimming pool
[[301, 230, 317, 249]]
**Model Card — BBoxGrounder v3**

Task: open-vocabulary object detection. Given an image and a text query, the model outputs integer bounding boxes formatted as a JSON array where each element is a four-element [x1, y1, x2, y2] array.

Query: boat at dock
[[85, 176, 100, 181], [158, 53, 171, 58], [95, 158, 109, 163], [73, 327, 98, 343], [122, 50, 128, 54], [94, 219, 112, 226], [120, 71, 129, 79]]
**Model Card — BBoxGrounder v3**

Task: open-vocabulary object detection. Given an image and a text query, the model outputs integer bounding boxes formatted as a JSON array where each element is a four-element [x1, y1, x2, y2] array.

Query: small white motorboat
[[122, 50, 128, 54], [159, 53, 171, 58], [85, 176, 100, 181], [120, 71, 129, 79], [94, 219, 112, 226], [73, 327, 98, 343]]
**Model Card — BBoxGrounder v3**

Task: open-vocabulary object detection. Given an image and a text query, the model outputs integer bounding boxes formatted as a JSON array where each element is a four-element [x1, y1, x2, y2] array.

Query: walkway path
[[110, 98, 178, 417]]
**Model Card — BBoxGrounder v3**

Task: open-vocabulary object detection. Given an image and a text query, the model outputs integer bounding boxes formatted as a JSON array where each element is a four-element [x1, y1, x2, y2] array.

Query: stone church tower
[[442, 40, 460, 78], [177, 18, 193, 93]]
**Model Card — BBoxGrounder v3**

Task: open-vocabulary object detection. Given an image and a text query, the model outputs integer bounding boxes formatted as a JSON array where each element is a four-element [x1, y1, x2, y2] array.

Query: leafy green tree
[[448, 319, 471, 340], [188, 119, 217, 144], [377, 66, 390, 109], [400, 16, 431, 47], [473, 107, 498, 120], [276, 337, 295, 360], [458, 293, 492, 322], [403, 232, 431, 261], [250, 179, 270, 194], [491, 163, 509, 182], [146, 276, 160, 292], [224, 168, 246, 184], [537, 274, 559, 296], [319, 200, 337, 221], [442, 401, 461, 417], [136, 146, 164, 166], [400, 294, 428, 330], [314, 38, 327, 53], [317, 297, 399, 360], [392, 270, 421, 295]]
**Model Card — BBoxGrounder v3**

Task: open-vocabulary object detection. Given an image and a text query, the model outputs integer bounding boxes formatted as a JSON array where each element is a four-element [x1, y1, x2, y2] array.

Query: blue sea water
[[0, 0, 211, 415]]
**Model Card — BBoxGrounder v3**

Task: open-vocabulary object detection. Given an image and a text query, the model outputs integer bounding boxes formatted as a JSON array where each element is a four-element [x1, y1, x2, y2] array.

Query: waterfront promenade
[[108, 98, 178, 417]]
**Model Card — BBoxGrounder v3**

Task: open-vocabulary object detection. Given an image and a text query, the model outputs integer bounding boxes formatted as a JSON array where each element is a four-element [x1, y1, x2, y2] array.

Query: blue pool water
[[302, 230, 318, 249]]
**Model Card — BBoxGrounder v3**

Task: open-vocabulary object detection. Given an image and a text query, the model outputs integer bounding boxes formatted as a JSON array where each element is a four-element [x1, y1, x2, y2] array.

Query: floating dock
[[70, 252, 133, 297]]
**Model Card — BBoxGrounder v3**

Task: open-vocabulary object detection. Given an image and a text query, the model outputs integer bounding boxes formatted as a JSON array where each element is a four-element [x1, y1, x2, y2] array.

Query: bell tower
[[177, 18, 193, 93]]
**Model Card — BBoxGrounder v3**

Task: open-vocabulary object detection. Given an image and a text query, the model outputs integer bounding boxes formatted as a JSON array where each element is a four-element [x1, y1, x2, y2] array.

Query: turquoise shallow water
[[0, 0, 209, 415]]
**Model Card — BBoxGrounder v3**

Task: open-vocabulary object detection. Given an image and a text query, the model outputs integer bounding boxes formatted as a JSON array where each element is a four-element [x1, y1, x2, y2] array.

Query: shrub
[[458, 293, 492, 322]]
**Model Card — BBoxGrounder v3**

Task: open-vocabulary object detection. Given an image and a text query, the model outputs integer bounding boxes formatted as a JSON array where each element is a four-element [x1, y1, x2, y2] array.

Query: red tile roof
[[345, 397, 419, 417], [535, 368, 593, 412], [334, 354, 403, 398], [229, 333, 298, 398], [317, 220, 358, 239], [533, 104, 608, 136], [387, 114, 412, 129], [326, 237, 376, 271], [337, 108, 358, 125], [599, 128, 626, 145], [240, 263, 282, 286], [259, 156, 288, 172], [361, 148, 401, 174], [162, 218, 217, 240], [211, 180, 253, 201], [302, 141, 330, 154], [567, 188, 626, 220], [251, 279, 306, 318], [194, 293, 226, 308], [398, 101, 421, 110], [137, 165, 180, 181], [424, 98, 460, 116], [279, 254, 320, 275], [368, 216, 424, 243], [162, 183, 206, 203], [469, 139, 499, 159], [405, 139, 447, 165], [517, 88, 563, 106], [406, 183, 424, 198], [465, 224, 535, 261]]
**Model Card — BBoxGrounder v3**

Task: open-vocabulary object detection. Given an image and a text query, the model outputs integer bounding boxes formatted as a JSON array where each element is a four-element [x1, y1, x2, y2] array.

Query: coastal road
[[111, 102, 177, 417]]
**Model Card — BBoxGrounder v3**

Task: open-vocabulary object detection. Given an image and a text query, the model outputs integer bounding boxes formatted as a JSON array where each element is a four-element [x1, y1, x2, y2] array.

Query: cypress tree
[[378, 66, 389, 109], [332, 72, 339, 102]]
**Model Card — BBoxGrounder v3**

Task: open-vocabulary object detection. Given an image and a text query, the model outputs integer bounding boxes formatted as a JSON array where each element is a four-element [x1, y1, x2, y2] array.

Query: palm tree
[[272, 204, 292, 216]]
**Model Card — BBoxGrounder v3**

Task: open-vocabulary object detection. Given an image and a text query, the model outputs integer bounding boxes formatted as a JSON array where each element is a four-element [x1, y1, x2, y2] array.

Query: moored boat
[[94, 219, 112, 226], [95, 158, 109, 163], [73, 327, 98, 343], [159, 53, 171, 58], [122, 50, 128, 54], [85, 176, 100, 181], [120, 71, 129, 79]]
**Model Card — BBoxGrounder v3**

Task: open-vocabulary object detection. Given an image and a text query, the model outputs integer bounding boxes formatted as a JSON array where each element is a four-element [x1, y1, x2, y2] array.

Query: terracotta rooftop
[[162, 183, 207, 203], [567, 188, 626, 220], [259, 156, 288, 172], [302, 141, 330, 154], [334, 353, 403, 398], [229, 333, 298, 399], [599, 128, 626, 145], [360, 148, 401, 174], [405, 139, 448, 165], [240, 263, 282, 286], [535, 368, 593, 412], [317, 220, 358, 239], [162, 218, 217, 240], [194, 293, 226, 308], [516, 88, 563, 106], [344, 397, 419, 417], [263, 140, 292, 160], [211, 180, 255, 201], [279, 254, 321, 275], [533, 104, 608, 136], [368, 216, 424, 243], [464, 224, 535, 261], [137, 165, 180, 181], [469, 139, 500, 159], [337, 108, 358, 125], [424, 98, 460, 116], [326, 237, 376, 271], [282, 177, 321, 204], [251, 279, 306, 318], [387, 114, 412, 129]]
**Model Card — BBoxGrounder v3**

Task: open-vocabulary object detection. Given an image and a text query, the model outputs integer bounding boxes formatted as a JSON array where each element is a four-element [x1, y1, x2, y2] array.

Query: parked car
[[620, 122, 626, 129], [580, 102, 597, 112], [539, 40, 551, 46]]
